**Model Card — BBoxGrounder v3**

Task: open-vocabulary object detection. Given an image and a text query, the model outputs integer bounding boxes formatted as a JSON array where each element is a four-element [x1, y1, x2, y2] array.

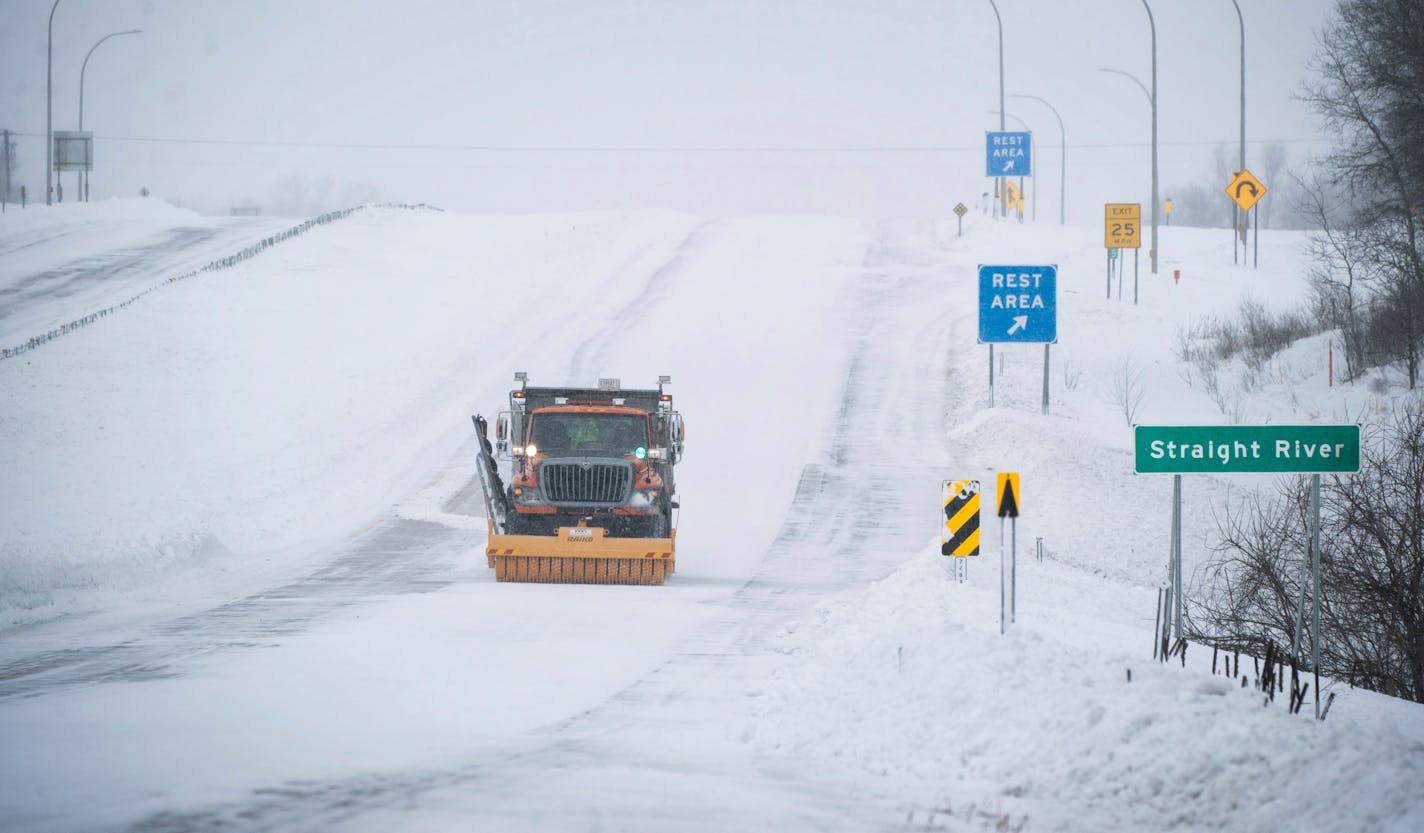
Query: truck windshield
[[530, 413, 648, 456]]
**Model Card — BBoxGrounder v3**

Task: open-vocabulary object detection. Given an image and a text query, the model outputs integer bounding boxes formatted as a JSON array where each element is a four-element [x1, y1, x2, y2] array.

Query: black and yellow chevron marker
[[941, 479, 981, 556], [997, 472, 1021, 518]]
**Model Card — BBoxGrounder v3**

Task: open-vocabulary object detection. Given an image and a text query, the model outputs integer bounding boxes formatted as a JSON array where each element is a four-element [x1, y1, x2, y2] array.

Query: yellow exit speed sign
[[1105, 203, 1141, 249]]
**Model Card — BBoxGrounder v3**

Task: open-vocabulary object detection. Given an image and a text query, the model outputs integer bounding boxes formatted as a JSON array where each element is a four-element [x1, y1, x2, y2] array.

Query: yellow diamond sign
[[1226, 169, 1267, 211]]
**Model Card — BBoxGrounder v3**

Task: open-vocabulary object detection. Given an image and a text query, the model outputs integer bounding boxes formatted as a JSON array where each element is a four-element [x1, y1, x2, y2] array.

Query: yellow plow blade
[[485, 520, 676, 585]]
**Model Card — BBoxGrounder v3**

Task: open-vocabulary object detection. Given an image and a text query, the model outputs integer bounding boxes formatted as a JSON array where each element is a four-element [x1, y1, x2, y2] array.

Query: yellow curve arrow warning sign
[[1226, 169, 1267, 211]]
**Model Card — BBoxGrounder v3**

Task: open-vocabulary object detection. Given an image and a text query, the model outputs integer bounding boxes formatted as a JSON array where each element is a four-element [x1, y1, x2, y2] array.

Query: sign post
[[1225, 169, 1267, 269], [1134, 423, 1359, 717], [978, 265, 1058, 414], [954, 202, 968, 237], [997, 472, 1021, 631], [52, 130, 92, 204], [1105, 203, 1142, 304]]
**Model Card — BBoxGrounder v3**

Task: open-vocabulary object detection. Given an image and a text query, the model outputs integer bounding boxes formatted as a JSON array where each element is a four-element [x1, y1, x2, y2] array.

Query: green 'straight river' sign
[[1134, 425, 1361, 474]]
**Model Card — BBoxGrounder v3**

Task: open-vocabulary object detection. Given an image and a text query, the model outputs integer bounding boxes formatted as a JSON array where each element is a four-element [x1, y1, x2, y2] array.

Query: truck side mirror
[[671, 415, 685, 461], [495, 413, 511, 456]]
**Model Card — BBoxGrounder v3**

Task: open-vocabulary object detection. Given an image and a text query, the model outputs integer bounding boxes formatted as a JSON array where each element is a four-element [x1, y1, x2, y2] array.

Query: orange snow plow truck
[[471, 374, 685, 585]]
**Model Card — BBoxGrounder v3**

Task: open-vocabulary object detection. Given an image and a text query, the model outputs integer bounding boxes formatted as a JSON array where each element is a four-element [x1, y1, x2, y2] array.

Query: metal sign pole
[[1041, 344, 1050, 415], [1000, 516, 1006, 635], [1241, 198, 1248, 254], [1171, 474, 1183, 639], [1311, 473, 1322, 716], [988, 344, 995, 408], [1292, 477, 1318, 664], [1011, 515, 1018, 623], [1106, 251, 1111, 299], [1134, 249, 1140, 305], [1254, 207, 1260, 269]]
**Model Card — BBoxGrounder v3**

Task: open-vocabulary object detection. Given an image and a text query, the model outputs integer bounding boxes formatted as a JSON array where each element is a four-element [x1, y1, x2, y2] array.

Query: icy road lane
[[0, 211, 971, 831]]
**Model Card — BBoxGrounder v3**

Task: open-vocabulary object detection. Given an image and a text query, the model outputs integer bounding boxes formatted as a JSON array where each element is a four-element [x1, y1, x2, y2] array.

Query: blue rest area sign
[[978, 265, 1057, 344], [986, 131, 1032, 177]]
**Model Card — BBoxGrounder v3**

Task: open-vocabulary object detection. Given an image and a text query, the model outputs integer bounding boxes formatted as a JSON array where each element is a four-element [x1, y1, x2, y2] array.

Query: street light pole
[[1099, 68, 1152, 106], [987, 0, 1005, 219], [79, 29, 142, 201], [1099, 66, 1155, 263], [46, 0, 61, 205], [1231, 0, 1246, 262], [1143, 0, 1159, 275], [1010, 93, 1065, 225]]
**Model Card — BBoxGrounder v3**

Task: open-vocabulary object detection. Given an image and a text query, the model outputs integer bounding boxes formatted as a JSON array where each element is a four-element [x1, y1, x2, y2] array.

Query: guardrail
[[0, 202, 443, 361]]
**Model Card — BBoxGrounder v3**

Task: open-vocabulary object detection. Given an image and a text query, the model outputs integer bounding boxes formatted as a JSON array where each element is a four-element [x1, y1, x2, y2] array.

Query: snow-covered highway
[[1, 201, 1420, 833]]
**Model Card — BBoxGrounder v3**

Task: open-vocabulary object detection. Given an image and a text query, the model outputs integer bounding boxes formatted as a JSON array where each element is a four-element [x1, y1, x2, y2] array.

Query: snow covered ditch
[[750, 548, 1424, 832]]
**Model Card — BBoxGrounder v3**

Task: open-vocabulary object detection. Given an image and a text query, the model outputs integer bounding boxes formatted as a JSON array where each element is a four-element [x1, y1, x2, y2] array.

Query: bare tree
[[1111, 358, 1146, 425], [1302, 170, 1370, 380], [1259, 142, 1289, 229], [1299, 0, 1424, 387], [1191, 400, 1424, 702]]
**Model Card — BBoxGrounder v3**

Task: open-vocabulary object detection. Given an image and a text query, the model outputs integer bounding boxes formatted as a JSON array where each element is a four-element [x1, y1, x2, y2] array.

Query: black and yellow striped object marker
[[941, 479, 981, 556]]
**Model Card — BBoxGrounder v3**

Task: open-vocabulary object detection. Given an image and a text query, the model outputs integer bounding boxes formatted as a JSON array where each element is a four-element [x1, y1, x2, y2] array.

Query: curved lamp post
[[1010, 93, 1065, 225], [46, 0, 61, 205], [79, 29, 142, 201], [1142, 0, 1159, 275], [1099, 66, 1158, 272], [1230, 0, 1246, 260], [986, 0, 1005, 218]]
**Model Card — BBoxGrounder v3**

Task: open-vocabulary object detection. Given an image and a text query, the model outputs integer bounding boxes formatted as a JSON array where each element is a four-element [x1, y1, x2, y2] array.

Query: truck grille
[[540, 459, 633, 506]]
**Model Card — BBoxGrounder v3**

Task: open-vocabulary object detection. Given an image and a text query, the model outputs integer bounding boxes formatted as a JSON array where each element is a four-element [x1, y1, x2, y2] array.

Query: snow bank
[[752, 549, 1424, 832], [0, 197, 200, 232], [743, 219, 1424, 833]]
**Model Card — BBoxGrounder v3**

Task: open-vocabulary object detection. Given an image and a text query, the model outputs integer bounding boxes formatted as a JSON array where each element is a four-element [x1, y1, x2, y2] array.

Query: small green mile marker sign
[[1134, 425, 1361, 474]]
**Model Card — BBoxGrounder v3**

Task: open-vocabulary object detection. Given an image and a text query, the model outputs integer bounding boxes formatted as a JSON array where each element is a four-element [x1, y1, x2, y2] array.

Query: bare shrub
[[1111, 358, 1146, 425], [1190, 400, 1424, 703], [1237, 298, 1317, 370], [1179, 301, 1320, 373]]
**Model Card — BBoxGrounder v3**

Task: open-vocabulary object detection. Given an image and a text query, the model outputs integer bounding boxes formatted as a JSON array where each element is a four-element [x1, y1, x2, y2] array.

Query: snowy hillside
[[0, 200, 1419, 832]]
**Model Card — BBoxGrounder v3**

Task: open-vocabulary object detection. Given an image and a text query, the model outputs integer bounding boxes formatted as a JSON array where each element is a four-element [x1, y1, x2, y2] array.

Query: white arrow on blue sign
[[978, 264, 1057, 344], [985, 131, 1032, 177]]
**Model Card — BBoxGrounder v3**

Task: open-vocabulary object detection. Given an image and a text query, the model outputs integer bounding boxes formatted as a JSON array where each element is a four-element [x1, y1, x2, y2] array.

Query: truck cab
[[494, 376, 683, 538]]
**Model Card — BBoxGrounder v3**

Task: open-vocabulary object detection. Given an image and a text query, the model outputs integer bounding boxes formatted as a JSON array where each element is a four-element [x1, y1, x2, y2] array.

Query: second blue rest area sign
[[986, 131, 1032, 177], [978, 264, 1057, 344]]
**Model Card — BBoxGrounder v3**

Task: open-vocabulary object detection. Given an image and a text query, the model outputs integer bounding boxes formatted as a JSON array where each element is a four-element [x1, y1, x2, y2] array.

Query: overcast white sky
[[1, 1, 1340, 218]]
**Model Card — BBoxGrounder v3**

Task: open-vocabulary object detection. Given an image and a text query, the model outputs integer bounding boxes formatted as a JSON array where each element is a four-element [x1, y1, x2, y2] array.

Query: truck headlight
[[511, 485, 544, 504], [628, 489, 661, 508]]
